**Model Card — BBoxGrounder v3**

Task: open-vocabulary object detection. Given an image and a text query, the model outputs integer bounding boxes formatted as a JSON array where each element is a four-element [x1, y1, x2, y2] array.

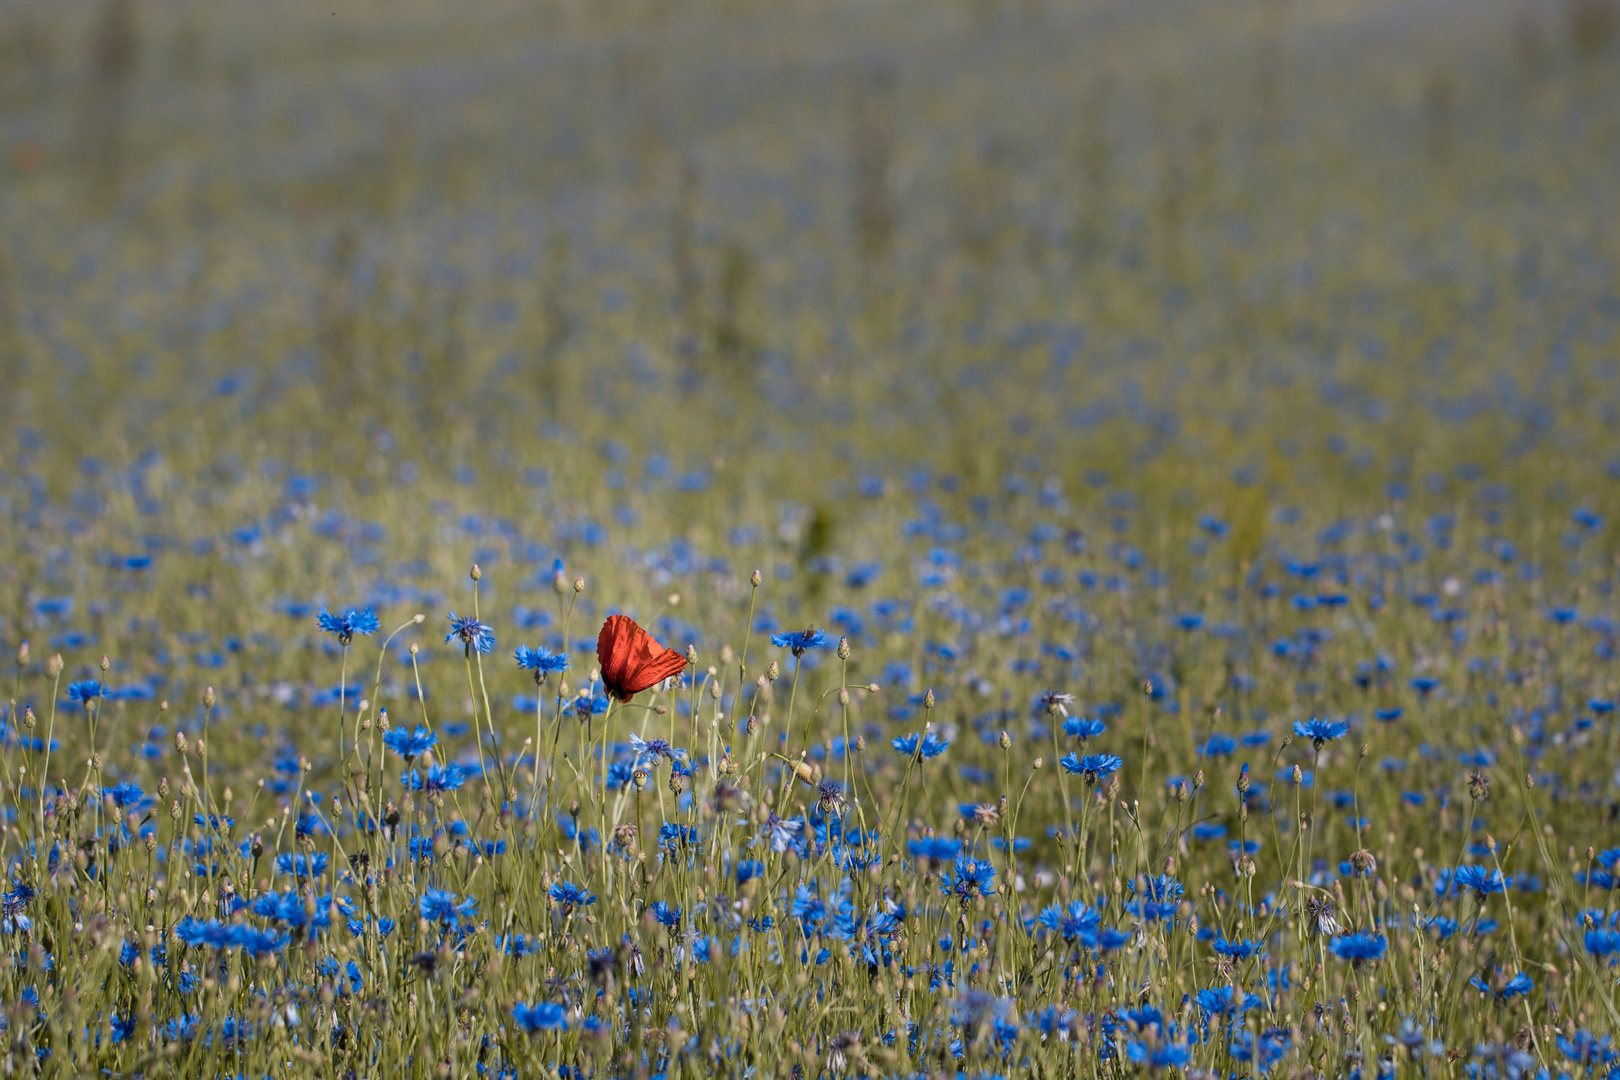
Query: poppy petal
[[597, 615, 686, 701]]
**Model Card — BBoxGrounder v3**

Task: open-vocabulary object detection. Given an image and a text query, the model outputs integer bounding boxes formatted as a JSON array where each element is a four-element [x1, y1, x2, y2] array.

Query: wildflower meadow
[[2, 0, 1620, 1076]]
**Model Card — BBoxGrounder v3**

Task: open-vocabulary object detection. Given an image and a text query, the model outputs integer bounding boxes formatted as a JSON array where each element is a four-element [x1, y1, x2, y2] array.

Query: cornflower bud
[[22, 708, 35, 730], [175, 732, 188, 754], [767, 661, 779, 681], [574, 577, 585, 593], [470, 564, 481, 581], [46, 654, 63, 678], [924, 689, 935, 711], [203, 686, 215, 708], [837, 637, 851, 660], [750, 569, 762, 587], [999, 731, 1011, 749], [15, 641, 27, 666], [100, 655, 110, 672]]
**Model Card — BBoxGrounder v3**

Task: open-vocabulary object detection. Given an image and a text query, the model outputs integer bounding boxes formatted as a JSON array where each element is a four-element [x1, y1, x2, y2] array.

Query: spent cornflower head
[[1292, 718, 1349, 750], [628, 733, 683, 764], [771, 626, 828, 657], [1040, 690, 1075, 717], [444, 611, 496, 653], [816, 780, 846, 816], [317, 606, 380, 646], [515, 643, 570, 681]]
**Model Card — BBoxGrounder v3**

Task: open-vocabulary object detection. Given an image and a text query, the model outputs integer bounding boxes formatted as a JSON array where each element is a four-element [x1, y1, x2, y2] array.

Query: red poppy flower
[[596, 615, 687, 702]]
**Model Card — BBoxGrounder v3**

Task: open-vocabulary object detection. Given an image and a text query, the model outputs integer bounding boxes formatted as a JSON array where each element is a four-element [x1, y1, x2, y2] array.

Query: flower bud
[[746, 715, 759, 735], [470, 564, 481, 581], [573, 577, 585, 593], [750, 569, 762, 587], [203, 686, 215, 708], [686, 644, 698, 666], [413, 613, 426, 624], [45, 654, 63, 678], [838, 687, 849, 707], [100, 655, 110, 672], [767, 661, 779, 681], [924, 689, 935, 711], [175, 732, 188, 754], [868, 683, 879, 694], [15, 641, 28, 666], [22, 708, 35, 731], [1291, 765, 1302, 786], [999, 731, 1012, 750], [837, 637, 851, 660]]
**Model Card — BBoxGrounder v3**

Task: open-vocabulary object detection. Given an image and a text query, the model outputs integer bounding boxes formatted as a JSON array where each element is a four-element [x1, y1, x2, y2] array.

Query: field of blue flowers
[[2, 0, 1620, 1076]]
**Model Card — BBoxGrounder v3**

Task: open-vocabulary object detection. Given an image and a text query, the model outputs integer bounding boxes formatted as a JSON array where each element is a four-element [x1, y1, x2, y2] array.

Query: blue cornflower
[[650, 901, 682, 929], [275, 852, 329, 878], [1585, 928, 1620, 958], [791, 883, 826, 927], [1064, 716, 1108, 741], [512, 1002, 568, 1033], [549, 881, 596, 912], [1293, 718, 1350, 749], [317, 606, 379, 646], [1060, 752, 1124, 785], [1212, 936, 1263, 959], [382, 725, 437, 761], [419, 888, 478, 926], [573, 692, 611, 722], [1452, 865, 1510, 899], [908, 837, 963, 864], [175, 917, 230, 949], [67, 680, 104, 705], [401, 764, 467, 794], [101, 782, 145, 809], [515, 644, 570, 681], [1470, 970, 1534, 1002], [1126, 1040, 1191, 1070], [444, 611, 496, 653], [736, 859, 764, 885], [1330, 933, 1387, 963], [1037, 900, 1101, 944], [940, 857, 996, 903], [771, 627, 828, 656], [227, 925, 289, 956], [892, 731, 950, 760]]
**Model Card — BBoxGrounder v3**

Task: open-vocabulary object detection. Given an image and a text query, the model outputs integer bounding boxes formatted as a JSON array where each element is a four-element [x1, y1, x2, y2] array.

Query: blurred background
[[0, 0, 1618, 620]]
